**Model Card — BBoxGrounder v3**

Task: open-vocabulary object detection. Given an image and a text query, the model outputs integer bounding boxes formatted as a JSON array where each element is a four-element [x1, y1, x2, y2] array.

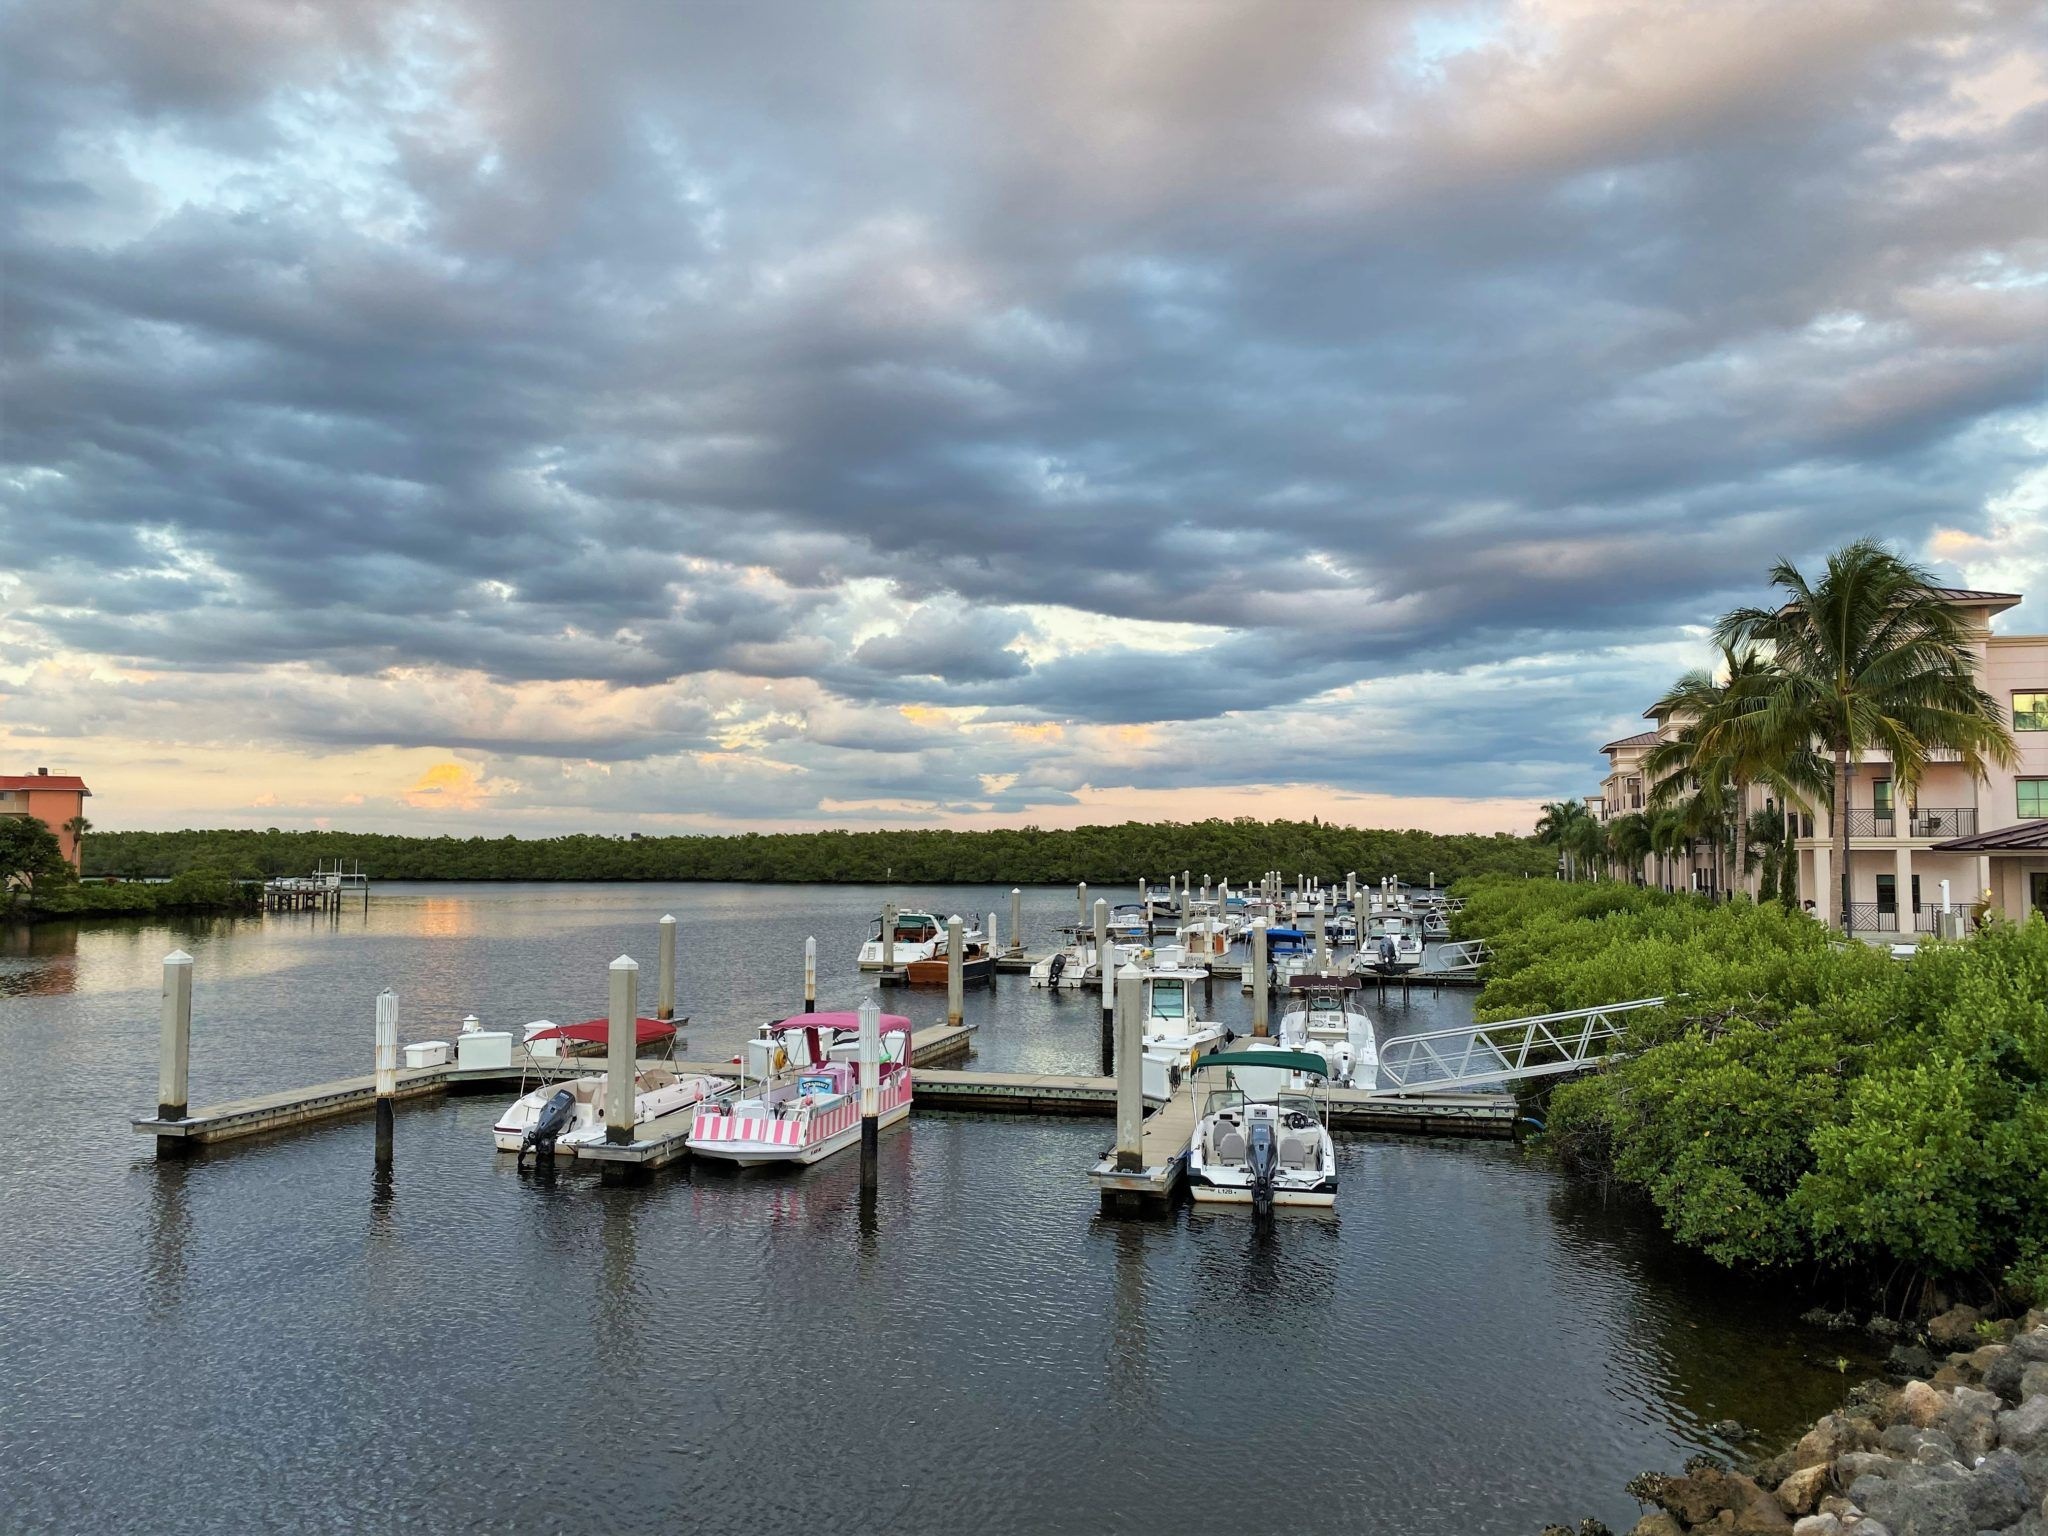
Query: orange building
[[1, 769, 93, 869]]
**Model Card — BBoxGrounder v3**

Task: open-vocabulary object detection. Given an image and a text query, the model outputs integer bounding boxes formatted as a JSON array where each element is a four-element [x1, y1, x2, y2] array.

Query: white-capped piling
[[1347, 871, 1357, 907], [157, 949, 194, 1123], [946, 915, 965, 1025], [1009, 888, 1023, 957], [881, 900, 898, 976], [1313, 899, 1329, 971], [606, 955, 638, 1146], [1076, 881, 1088, 931], [804, 935, 817, 1013], [1180, 881, 1192, 923], [858, 997, 881, 1193], [1114, 961, 1144, 1172], [374, 988, 398, 1166], [1429, 869, 1437, 891], [1092, 897, 1111, 1011], [1200, 876, 1210, 903], [657, 913, 677, 1021], [1251, 918, 1270, 1037]]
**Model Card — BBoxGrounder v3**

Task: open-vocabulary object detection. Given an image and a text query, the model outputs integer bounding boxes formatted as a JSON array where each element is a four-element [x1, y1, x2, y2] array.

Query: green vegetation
[[82, 819, 1553, 886], [1458, 877, 2048, 1308], [2, 815, 253, 920]]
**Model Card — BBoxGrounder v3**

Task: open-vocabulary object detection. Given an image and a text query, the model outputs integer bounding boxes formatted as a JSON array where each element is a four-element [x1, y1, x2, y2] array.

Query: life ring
[[773, 1045, 789, 1072]]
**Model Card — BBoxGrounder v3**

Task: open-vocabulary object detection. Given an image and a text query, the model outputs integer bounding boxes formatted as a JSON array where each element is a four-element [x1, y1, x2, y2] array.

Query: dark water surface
[[2, 883, 1864, 1534]]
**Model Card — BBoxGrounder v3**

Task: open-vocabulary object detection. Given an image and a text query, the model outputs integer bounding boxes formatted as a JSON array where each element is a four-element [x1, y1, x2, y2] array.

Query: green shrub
[[1461, 876, 2048, 1296]]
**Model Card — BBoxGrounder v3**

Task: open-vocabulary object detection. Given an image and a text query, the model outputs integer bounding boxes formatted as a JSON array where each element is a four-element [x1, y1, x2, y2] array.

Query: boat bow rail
[[1369, 997, 1668, 1095]]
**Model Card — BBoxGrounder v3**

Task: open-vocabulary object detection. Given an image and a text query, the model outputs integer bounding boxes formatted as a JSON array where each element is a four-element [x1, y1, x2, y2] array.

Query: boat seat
[[1214, 1127, 1246, 1162], [1277, 1134, 1311, 1169]]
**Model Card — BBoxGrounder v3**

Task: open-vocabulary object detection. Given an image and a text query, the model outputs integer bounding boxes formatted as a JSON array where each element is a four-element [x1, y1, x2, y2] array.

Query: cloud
[[3, 0, 2045, 832]]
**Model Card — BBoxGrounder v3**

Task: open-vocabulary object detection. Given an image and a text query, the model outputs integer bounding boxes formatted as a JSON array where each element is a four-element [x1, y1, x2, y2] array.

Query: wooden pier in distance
[[262, 861, 370, 914]]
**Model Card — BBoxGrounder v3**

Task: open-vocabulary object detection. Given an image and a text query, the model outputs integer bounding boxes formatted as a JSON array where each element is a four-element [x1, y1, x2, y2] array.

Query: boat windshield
[[1277, 1091, 1323, 1120], [1204, 1087, 1247, 1117], [1150, 981, 1186, 1019]]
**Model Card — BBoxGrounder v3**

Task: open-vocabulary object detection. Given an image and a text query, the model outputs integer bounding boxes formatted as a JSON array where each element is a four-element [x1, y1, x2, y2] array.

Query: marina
[[5, 879, 1879, 1535]]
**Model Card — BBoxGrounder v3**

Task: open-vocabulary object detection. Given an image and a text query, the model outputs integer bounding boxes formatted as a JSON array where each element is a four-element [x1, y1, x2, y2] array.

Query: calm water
[[2, 883, 1866, 1534]]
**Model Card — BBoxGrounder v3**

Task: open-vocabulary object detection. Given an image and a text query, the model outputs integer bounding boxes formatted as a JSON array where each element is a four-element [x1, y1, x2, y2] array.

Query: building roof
[[1926, 587, 2023, 605], [1601, 731, 1660, 753], [0, 775, 90, 793], [1930, 820, 2048, 854]]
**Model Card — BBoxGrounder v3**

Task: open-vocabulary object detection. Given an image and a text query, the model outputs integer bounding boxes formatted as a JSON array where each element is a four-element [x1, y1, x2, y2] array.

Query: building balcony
[[1839, 807, 1978, 840], [1845, 902, 1960, 934]]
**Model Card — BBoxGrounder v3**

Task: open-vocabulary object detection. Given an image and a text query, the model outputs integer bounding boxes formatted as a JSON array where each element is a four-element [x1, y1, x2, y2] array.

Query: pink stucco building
[[1, 769, 93, 870], [1591, 588, 2048, 932]]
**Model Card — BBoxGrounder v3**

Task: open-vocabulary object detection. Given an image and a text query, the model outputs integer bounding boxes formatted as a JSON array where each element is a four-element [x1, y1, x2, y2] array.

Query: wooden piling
[[1251, 918, 1270, 1037], [946, 915, 964, 1026], [1076, 881, 1088, 931], [1114, 962, 1144, 1172], [1092, 898, 1111, 1010], [605, 955, 638, 1146], [657, 914, 677, 1021], [374, 988, 397, 1166], [1313, 899, 1329, 971], [1009, 888, 1023, 957]]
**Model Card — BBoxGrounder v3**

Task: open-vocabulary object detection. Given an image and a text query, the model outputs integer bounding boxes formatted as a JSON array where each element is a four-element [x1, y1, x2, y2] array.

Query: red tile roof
[[0, 775, 91, 793]]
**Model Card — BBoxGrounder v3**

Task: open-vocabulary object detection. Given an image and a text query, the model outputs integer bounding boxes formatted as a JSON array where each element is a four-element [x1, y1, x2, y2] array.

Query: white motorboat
[[494, 1066, 733, 1159], [857, 911, 983, 971], [1176, 901, 1233, 961], [1029, 930, 1139, 989], [1136, 962, 1227, 1065], [1187, 1049, 1338, 1213], [1275, 974, 1378, 1089], [1356, 912, 1425, 975], [686, 1011, 912, 1167]]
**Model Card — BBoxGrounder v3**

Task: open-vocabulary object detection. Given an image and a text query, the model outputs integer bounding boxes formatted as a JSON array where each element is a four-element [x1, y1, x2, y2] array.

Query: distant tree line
[[81, 819, 1552, 886]]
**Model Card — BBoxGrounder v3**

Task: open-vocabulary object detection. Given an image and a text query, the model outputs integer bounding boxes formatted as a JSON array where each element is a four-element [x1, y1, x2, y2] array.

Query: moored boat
[[857, 911, 983, 971], [1187, 1049, 1338, 1213], [493, 1066, 733, 1157], [1136, 962, 1226, 1065], [687, 1011, 913, 1167], [521, 1015, 679, 1060], [1275, 974, 1377, 1088]]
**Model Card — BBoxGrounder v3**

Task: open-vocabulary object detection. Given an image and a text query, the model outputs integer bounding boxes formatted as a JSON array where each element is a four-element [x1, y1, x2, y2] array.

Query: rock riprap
[[1597, 1323, 2048, 1536]]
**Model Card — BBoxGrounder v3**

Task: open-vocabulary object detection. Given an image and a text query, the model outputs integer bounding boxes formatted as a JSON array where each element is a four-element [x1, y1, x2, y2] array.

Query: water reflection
[[142, 1156, 192, 1319], [1, 921, 78, 996]]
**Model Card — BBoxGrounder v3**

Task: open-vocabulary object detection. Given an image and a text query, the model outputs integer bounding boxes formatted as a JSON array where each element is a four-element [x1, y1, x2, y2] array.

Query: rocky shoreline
[[1554, 1312, 2048, 1536]]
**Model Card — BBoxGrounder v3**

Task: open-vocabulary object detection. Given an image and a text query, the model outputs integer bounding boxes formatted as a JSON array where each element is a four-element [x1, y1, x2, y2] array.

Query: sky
[[3, 0, 2046, 838]]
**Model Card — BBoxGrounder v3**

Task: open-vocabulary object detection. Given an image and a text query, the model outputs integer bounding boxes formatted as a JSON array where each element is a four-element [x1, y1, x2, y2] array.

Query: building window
[[1872, 779, 1893, 818], [2014, 693, 2048, 731], [1875, 874, 1897, 914], [2022, 779, 2048, 820]]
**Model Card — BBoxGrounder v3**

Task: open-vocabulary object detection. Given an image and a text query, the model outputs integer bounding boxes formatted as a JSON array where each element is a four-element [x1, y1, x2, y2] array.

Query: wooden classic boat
[[687, 1011, 913, 1166], [1187, 1050, 1338, 1213], [903, 936, 995, 986]]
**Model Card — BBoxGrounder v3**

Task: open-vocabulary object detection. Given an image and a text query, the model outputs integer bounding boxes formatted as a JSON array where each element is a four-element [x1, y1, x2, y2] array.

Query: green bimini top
[[1191, 1050, 1328, 1077]]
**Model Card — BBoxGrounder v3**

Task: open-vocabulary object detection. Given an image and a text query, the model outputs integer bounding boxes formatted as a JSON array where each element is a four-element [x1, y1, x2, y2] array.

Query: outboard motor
[[1245, 1118, 1279, 1220], [518, 1088, 578, 1169], [1048, 952, 1067, 986], [1376, 935, 1397, 974]]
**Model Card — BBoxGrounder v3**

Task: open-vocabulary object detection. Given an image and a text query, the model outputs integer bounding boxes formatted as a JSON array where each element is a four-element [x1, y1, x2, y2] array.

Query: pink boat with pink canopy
[[687, 1010, 913, 1167]]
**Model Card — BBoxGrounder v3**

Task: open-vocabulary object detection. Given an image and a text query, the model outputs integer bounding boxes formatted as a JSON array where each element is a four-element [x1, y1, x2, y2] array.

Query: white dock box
[[402, 1040, 452, 1069], [456, 1031, 513, 1070]]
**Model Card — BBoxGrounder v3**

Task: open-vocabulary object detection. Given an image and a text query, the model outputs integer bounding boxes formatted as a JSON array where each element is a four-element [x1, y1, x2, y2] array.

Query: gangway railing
[[1368, 997, 1667, 1095], [1429, 938, 1491, 973]]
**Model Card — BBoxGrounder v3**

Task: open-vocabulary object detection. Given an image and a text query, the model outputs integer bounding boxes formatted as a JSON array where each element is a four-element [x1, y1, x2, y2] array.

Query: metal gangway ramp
[[1370, 997, 1667, 1095], [1429, 938, 1492, 973]]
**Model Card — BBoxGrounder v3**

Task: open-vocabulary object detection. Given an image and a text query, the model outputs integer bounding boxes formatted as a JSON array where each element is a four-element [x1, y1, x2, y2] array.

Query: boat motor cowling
[[518, 1087, 578, 1168], [1048, 952, 1067, 985], [1246, 1118, 1279, 1219]]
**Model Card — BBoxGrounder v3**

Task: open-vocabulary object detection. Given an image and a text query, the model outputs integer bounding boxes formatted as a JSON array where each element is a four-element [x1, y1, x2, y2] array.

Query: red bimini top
[[527, 1017, 678, 1049]]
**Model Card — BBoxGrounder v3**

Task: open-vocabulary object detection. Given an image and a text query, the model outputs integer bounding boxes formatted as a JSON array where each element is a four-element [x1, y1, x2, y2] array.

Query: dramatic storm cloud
[[3, 0, 2046, 833]]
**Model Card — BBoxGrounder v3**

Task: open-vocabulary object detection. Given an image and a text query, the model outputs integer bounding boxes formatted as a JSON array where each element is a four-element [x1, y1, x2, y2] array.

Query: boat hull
[[688, 1099, 910, 1166], [1189, 1182, 1337, 1208]]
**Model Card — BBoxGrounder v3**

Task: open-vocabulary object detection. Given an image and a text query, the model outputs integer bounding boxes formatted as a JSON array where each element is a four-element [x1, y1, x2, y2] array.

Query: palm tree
[[62, 814, 92, 868], [1718, 541, 2017, 936], [1564, 812, 1608, 881], [1535, 800, 1592, 880], [1648, 805, 1690, 891], [1607, 811, 1654, 884], [1643, 649, 1817, 900]]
